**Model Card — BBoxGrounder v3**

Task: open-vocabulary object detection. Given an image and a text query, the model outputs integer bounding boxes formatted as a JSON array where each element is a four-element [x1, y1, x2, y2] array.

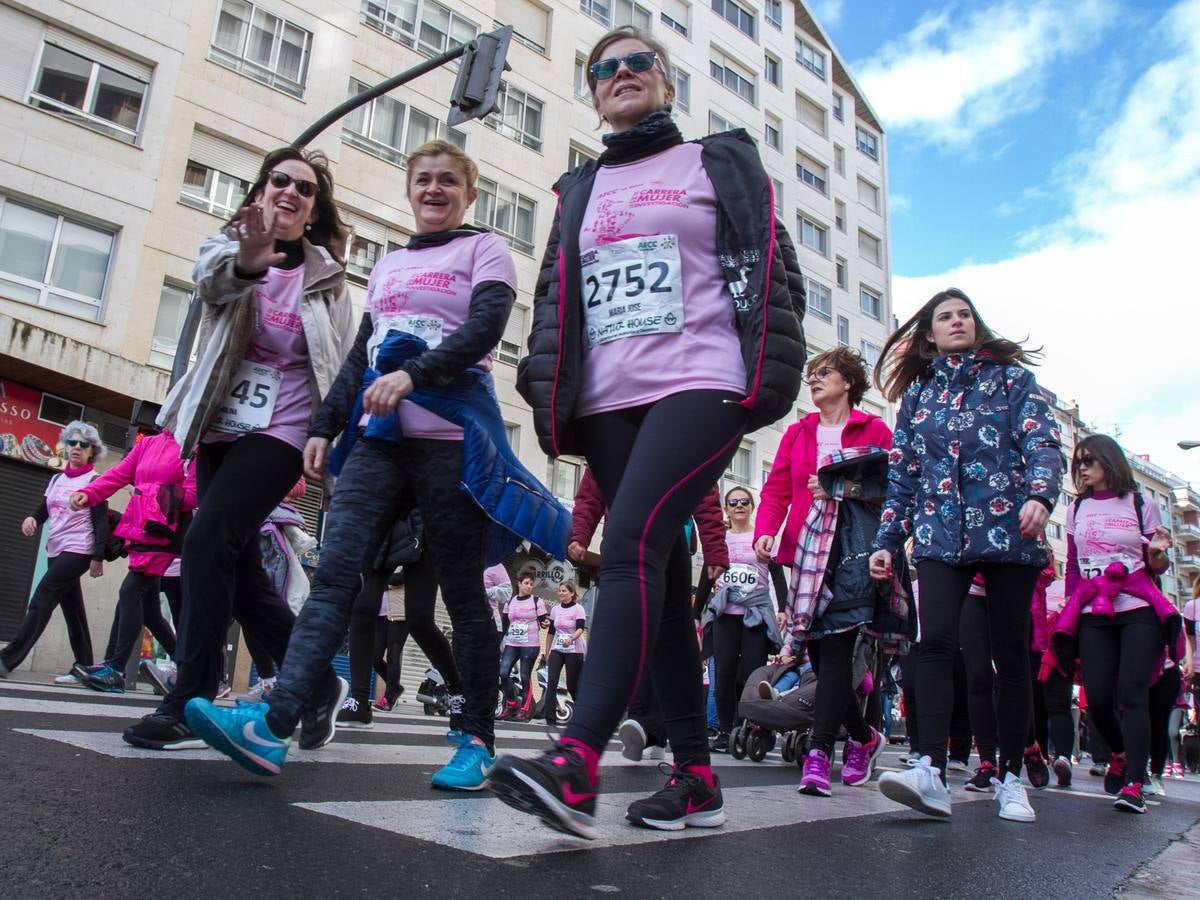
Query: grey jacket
[[705, 584, 784, 651], [157, 231, 355, 455]]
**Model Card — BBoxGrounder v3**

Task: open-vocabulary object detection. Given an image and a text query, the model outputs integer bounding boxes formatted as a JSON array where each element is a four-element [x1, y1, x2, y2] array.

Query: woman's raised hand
[[234, 202, 286, 273]]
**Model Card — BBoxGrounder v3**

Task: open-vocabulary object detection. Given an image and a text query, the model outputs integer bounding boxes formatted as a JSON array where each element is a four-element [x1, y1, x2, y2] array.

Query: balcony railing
[[1176, 553, 1200, 571]]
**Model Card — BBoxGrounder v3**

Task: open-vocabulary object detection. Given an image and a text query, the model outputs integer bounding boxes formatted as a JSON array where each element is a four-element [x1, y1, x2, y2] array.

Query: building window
[[660, 0, 690, 35], [712, 0, 756, 38], [834, 200, 846, 233], [476, 178, 536, 255], [725, 444, 752, 484], [764, 114, 781, 151], [835, 255, 847, 289], [765, 0, 782, 29], [349, 234, 384, 281], [344, 79, 466, 166], [709, 111, 733, 134], [857, 176, 880, 212], [670, 65, 691, 112], [796, 214, 829, 257], [805, 275, 832, 321], [582, 0, 652, 30], [496, 339, 522, 366], [484, 81, 544, 152], [856, 125, 879, 160], [710, 51, 756, 105], [836, 315, 849, 347], [770, 177, 783, 214], [796, 152, 827, 195], [568, 144, 599, 171], [180, 160, 250, 219], [797, 93, 826, 137], [150, 283, 194, 369], [833, 144, 845, 176], [548, 457, 583, 499], [29, 43, 148, 143], [505, 421, 520, 452], [0, 196, 113, 321], [764, 51, 781, 87], [860, 284, 883, 320], [832, 91, 844, 122], [574, 57, 589, 100], [858, 229, 881, 266], [210, 0, 312, 97], [361, 0, 477, 56], [795, 36, 826, 80], [860, 339, 882, 368]]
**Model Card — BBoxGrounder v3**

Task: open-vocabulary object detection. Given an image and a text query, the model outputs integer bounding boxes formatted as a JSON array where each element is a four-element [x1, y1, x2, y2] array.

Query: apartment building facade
[[0, 0, 894, 676]]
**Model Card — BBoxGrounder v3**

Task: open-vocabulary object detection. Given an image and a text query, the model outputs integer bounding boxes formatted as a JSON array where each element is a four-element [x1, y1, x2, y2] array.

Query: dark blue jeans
[[266, 437, 497, 747], [499, 644, 538, 706]]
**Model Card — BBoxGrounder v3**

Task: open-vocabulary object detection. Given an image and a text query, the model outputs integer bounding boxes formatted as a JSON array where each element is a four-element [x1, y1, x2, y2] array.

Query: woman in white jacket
[[123, 147, 355, 751]]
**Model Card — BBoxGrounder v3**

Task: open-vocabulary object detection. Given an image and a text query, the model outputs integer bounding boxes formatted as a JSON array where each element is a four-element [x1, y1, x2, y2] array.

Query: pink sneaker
[[842, 727, 885, 786], [799, 749, 832, 797]]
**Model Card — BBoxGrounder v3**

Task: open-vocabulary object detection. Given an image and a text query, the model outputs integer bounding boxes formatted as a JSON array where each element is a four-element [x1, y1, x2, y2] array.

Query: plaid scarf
[[786, 445, 886, 637]]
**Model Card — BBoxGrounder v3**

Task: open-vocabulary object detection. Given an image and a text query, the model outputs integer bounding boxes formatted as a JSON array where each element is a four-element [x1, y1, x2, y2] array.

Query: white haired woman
[[0, 421, 109, 678]]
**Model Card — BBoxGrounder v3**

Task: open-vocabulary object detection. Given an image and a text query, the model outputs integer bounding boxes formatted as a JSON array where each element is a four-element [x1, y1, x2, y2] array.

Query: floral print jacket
[[873, 351, 1064, 567]]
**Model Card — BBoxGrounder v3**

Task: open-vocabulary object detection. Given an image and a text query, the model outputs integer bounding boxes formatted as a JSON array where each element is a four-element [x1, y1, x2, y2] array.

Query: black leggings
[[103, 571, 177, 670], [899, 645, 919, 748], [1149, 665, 1181, 777], [714, 614, 771, 732], [914, 561, 1040, 777], [544, 651, 584, 721], [563, 390, 748, 768], [1042, 665, 1076, 759], [809, 628, 871, 756], [160, 435, 301, 719], [1, 551, 93, 670], [959, 594, 999, 766], [1077, 607, 1162, 786]]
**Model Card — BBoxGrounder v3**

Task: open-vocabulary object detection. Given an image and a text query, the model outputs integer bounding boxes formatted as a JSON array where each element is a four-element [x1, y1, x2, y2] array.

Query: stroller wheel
[[781, 731, 796, 763], [766, 730, 777, 754], [747, 728, 768, 762], [795, 730, 813, 769], [730, 724, 749, 760]]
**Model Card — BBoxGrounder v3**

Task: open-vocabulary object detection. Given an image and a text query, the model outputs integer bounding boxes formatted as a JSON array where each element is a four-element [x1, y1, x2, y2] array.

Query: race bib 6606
[[581, 234, 683, 347]]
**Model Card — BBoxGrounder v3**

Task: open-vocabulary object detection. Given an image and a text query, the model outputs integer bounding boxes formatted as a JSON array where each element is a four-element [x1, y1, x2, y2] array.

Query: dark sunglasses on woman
[[65, 439, 91, 448], [1075, 455, 1096, 468], [726, 498, 752, 508], [267, 170, 317, 198], [589, 50, 664, 81]]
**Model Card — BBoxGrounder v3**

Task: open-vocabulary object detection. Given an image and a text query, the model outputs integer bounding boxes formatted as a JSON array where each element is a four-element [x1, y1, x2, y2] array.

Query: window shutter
[[45, 26, 152, 82], [342, 210, 388, 245], [188, 129, 262, 184], [504, 0, 550, 49]]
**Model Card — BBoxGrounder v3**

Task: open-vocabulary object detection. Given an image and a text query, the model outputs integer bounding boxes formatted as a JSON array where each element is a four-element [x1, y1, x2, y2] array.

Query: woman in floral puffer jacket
[[869, 288, 1063, 825]]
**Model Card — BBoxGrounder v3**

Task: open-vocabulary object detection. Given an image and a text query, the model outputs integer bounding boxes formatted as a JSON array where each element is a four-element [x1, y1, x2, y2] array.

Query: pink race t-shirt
[[504, 595, 547, 648], [1182, 598, 1198, 669], [575, 143, 746, 417], [816, 424, 844, 467], [205, 265, 312, 451], [718, 529, 770, 616], [549, 602, 587, 655], [1067, 492, 1161, 614], [365, 232, 517, 439], [44, 469, 98, 557]]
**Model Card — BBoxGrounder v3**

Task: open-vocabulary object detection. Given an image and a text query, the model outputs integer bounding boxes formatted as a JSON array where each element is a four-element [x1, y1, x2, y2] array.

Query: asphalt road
[[2, 677, 1198, 899]]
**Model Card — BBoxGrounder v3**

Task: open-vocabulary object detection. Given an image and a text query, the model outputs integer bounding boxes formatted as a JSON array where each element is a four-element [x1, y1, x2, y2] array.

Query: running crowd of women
[[5, 24, 1197, 842]]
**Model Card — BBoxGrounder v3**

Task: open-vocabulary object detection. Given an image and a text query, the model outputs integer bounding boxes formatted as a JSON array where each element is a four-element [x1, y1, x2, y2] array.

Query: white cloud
[[892, 0, 1200, 486], [855, 0, 1116, 145], [889, 192, 912, 214], [808, 0, 845, 27]]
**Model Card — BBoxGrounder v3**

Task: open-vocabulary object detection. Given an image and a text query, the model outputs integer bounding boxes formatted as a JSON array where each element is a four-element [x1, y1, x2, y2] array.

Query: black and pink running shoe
[[489, 744, 598, 839]]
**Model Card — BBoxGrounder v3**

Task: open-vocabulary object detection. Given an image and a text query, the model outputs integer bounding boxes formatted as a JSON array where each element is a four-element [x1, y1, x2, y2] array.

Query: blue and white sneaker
[[445, 729, 468, 746], [431, 736, 495, 791], [184, 699, 291, 776]]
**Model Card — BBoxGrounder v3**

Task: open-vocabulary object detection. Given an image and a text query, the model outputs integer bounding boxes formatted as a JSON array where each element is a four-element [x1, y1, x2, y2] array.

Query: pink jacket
[[79, 431, 197, 575], [755, 409, 893, 565], [1029, 565, 1054, 653]]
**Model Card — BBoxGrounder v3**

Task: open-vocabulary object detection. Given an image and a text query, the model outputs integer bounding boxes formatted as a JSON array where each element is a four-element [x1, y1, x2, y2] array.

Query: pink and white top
[[576, 143, 745, 417], [484, 563, 513, 630], [719, 529, 770, 616], [504, 595, 547, 648], [365, 233, 517, 439], [44, 469, 97, 557], [206, 265, 312, 451], [549, 602, 587, 655], [1067, 491, 1162, 614], [816, 424, 844, 466], [1184, 598, 1198, 669]]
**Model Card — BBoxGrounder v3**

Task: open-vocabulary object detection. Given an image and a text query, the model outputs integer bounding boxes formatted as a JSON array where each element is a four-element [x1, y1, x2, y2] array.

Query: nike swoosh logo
[[562, 785, 596, 805], [242, 721, 281, 750], [687, 796, 715, 814]]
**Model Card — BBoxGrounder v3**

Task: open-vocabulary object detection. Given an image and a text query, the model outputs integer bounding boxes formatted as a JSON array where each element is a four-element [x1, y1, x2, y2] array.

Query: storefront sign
[[0, 380, 68, 467]]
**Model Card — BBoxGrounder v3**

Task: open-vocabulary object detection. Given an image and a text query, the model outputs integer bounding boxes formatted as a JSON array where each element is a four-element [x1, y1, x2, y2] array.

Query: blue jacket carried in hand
[[874, 351, 1064, 567]]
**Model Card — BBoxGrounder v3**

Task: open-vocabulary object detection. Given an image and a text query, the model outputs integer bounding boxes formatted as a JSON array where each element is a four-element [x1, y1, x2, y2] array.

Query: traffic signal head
[[448, 26, 513, 126]]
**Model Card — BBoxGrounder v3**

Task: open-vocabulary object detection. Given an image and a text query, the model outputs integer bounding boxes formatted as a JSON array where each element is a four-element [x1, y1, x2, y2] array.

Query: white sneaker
[[756, 680, 780, 700], [618, 718, 648, 761], [878, 756, 952, 818], [54, 673, 80, 685], [946, 758, 969, 773], [1146, 775, 1165, 797], [993, 771, 1036, 822]]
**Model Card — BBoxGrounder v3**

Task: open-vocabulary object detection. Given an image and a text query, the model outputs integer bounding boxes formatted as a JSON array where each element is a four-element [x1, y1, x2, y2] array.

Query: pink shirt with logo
[[44, 469, 98, 557], [719, 529, 770, 616], [206, 265, 312, 451], [549, 601, 587, 655], [816, 425, 844, 466], [365, 232, 517, 439], [1066, 491, 1161, 614], [504, 594, 548, 648], [576, 143, 745, 417]]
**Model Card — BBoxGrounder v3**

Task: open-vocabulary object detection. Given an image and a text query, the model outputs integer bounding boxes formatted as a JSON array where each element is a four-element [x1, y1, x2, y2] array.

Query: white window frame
[[835, 199, 846, 233], [859, 284, 883, 320], [856, 124, 879, 160], [797, 213, 829, 257], [860, 339, 882, 369], [581, 0, 652, 30], [764, 51, 781, 87], [150, 282, 195, 370], [765, 0, 782, 29], [660, 4, 689, 36], [797, 92, 826, 137], [858, 228, 882, 266], [835, 255, 847, 289], [484, 81, 544, 152], [796, 152, 827, 195], [764, 113, 781, 151], [795, 35, 826, 80], [361, 0, 478, 57], [505, 421, 520, 453], [548, 456, 583, 499], [833, 143, 845, 176], [805, 275, 832, 321], [568, 143, 599, 171], [179, 161, 250, 219], [710, 51, 756, 105], [712, 0, 756, 38], [832, 91, 844, 122], [28, 42, 149, 143], [670, 65, 691, 112], [476, 177, 537, 255], [709, 111, 733, 134], [836, 314, 849, 347], [0, 195, 114, 322], [210, 0, 312, 98], [574, 57, 589, 101], [857, 175, 881, 212], [343, 78, 466, 167], [724, 443, 752, 485], [770, 177, 784, 215]]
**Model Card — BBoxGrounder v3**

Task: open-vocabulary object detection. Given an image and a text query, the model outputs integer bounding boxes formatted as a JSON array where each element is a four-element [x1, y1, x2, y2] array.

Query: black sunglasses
[[1075, 454, 1097, 468], [266, 170, 317, 198], [726, 497, 753, 507], [589, 50, 664, 82], [65, 438, 91, 449]]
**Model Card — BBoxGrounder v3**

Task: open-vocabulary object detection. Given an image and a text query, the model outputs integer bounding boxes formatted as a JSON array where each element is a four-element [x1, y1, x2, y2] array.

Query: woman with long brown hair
[[869, 288, 1063, 824]]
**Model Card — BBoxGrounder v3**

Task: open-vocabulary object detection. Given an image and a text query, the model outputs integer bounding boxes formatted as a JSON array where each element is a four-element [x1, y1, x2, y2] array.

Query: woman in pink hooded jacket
[[70, 430, 196, 693]]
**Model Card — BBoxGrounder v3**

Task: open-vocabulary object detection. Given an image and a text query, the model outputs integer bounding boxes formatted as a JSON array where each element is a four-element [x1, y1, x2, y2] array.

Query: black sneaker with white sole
[[336, 696, 373, 729], [964, 761, 997, 793], [299, 676, 350, 750], [626, 768, 725, 831], [123, 713, 206, 750], [489, 744, 598, 839]]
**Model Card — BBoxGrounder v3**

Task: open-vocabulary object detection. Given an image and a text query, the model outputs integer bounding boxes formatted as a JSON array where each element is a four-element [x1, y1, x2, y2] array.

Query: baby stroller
[[732, 662, 816, 762]]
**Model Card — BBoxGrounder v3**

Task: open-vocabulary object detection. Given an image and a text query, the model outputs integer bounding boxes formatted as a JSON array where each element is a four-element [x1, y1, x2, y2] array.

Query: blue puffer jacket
[[873, 351, 1064, 566]]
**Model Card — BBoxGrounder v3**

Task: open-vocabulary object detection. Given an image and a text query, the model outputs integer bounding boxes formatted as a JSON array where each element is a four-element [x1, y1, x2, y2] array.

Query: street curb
[[1114, 816, 1200, 898]]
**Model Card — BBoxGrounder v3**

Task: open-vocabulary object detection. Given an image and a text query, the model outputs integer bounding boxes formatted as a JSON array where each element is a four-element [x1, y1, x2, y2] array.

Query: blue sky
[[813, 0, 1200, 486]]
